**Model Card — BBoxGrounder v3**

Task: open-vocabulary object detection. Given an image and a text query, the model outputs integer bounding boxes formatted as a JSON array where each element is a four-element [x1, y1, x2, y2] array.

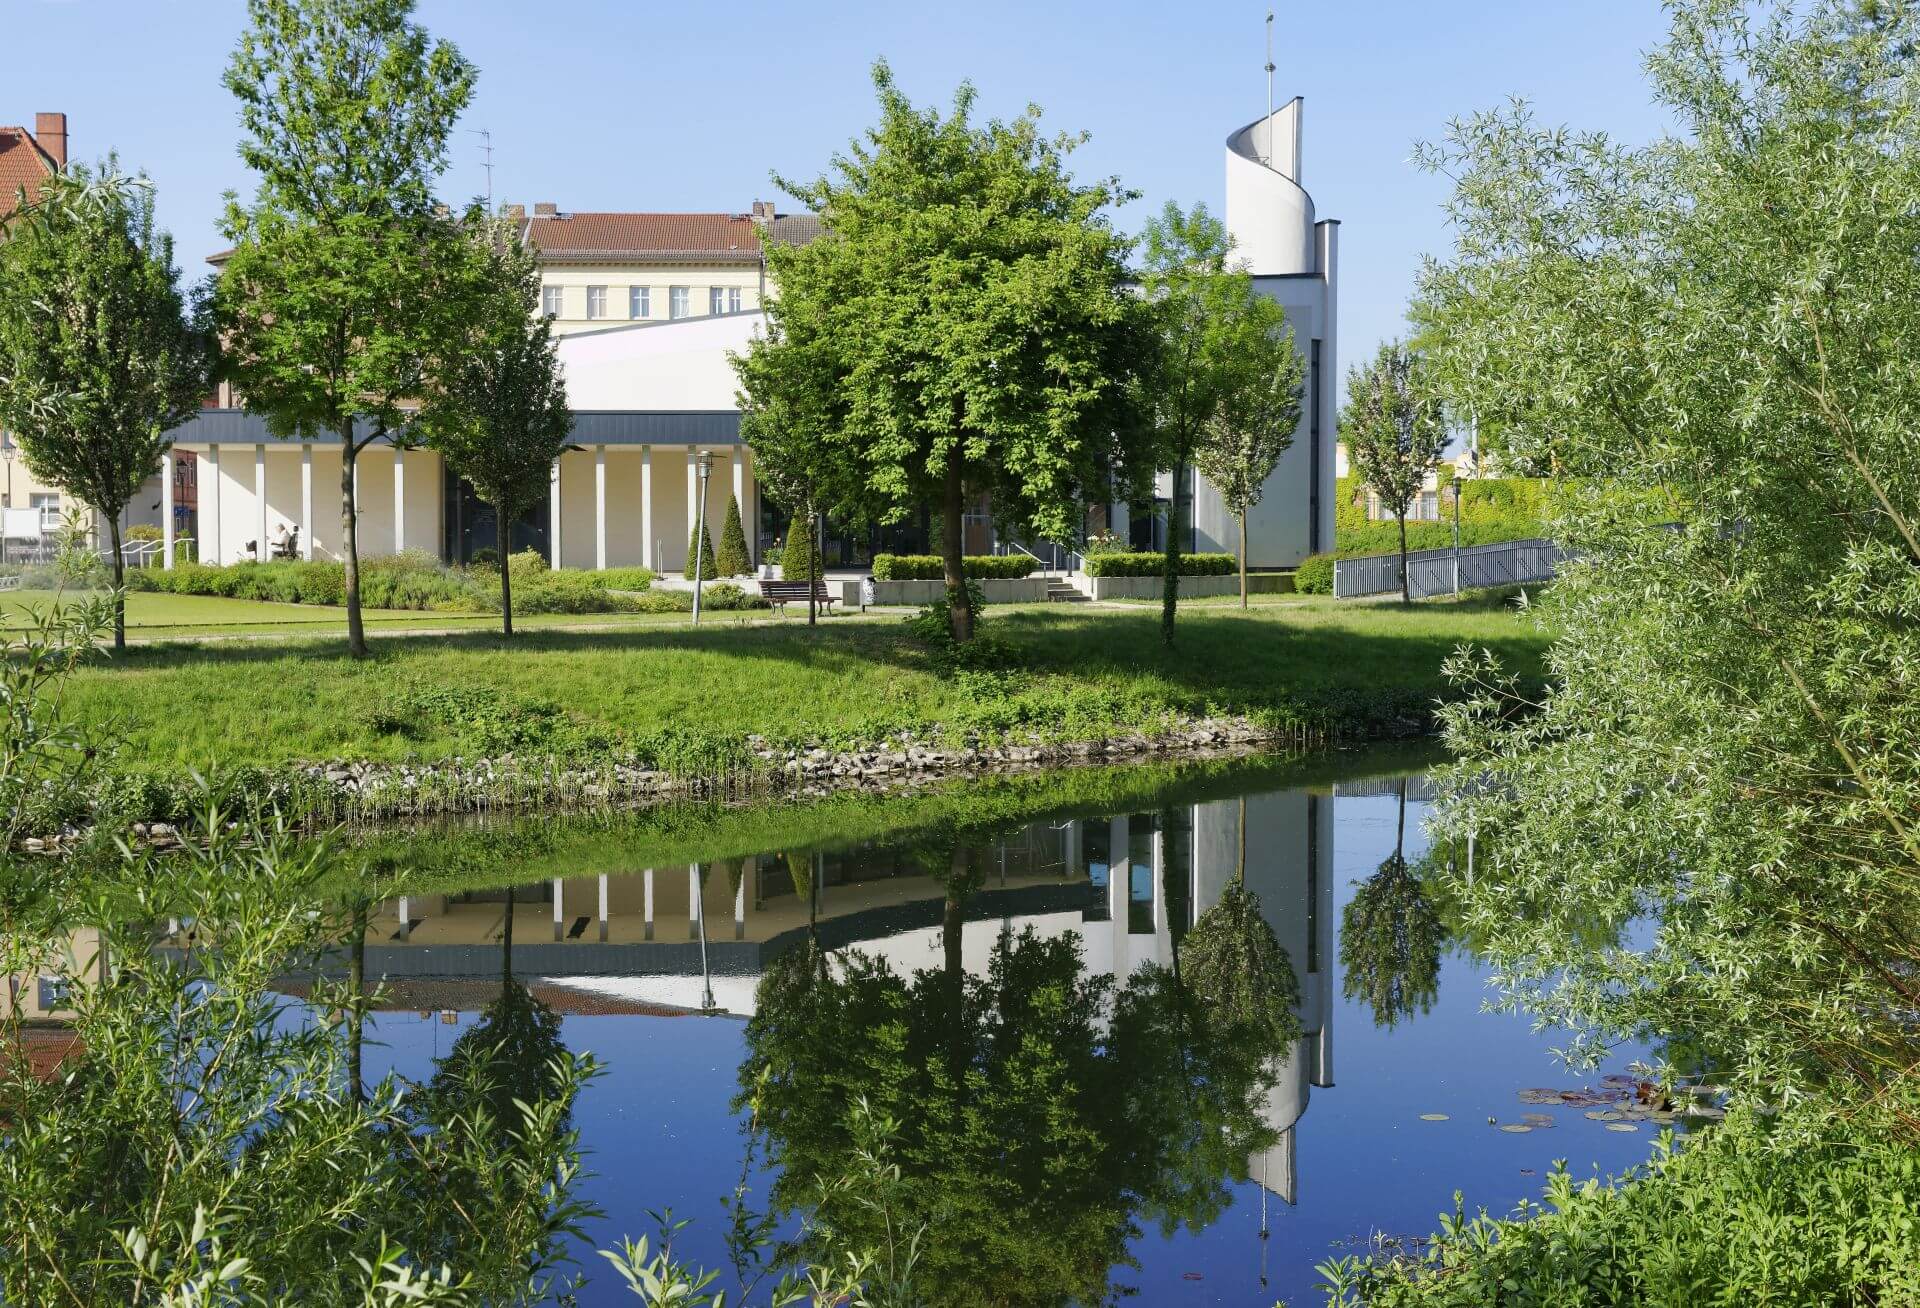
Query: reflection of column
[[1312, 793, 1335, 1088], [688, 864, 701, 941], [735, 857, 748, 940], [643, 867, 654, 941], [1109, 815, 1128, 975], [1065, 822, 1081, 882], [598, 873, 609, 943], [552, 877, 564, 942], [397, 895, 410, 941], [1151, 817, 1166, 936], [640, 447, 653, 568]]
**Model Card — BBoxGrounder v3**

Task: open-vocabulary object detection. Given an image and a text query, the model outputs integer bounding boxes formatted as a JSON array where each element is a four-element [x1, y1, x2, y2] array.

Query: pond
[[320, 746, 1669, 1306]]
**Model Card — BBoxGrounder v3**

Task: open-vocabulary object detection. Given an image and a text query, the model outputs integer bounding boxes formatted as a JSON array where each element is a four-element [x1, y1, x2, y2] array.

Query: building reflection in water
[[359, 780, 1351, 1207]]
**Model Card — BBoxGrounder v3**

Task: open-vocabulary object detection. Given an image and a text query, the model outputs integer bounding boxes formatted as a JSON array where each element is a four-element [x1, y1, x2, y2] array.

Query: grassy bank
[[61, 596, 1545, 776]]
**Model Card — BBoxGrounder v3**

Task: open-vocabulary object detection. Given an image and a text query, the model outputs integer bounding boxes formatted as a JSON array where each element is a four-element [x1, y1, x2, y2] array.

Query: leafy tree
[[418, 214, 572, 637], [216, 0, 476, 658], [683, 518, 717, 580], [1340, 780, 1445, 1029], [1182, 807, 1304, 1060], [740, 62, 1153, 643], [1193, 332, 1306, 609], [0, 165, 214, 649], [1415, 0, 1920, 1113], [1340, 342, 1446, 603], [716, 492, 751, 577], [1136, 201, 1300, 641]]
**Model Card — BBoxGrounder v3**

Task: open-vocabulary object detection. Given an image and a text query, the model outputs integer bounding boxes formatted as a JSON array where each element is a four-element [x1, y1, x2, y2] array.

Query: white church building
[[161, 102, 1337, 575]]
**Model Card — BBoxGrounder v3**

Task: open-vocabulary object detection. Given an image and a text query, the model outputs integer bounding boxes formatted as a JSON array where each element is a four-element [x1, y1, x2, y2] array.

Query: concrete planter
[[1086, 574, 1237, 600], [864, 577, 1048, 606]]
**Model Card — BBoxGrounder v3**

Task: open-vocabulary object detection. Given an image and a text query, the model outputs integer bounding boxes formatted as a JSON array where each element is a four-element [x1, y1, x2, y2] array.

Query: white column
[[254, 444, 267, 561], [598, 873, 609, 943], [1110, 815, 1129, 976], [300, 444, 313, 559], [392, 446, 406, 555], [643, 867, 655, 941], [686, 448, 699, 571], [594, 445, 607, 570], [734, 862, 746, 941], [549, 458, 562, 567], [552, 876, 564, 942], [397, 895, 410, 941], [160, 452, 175, 569], [731, 448, 745, 523], [688, 864, 701, 940], [640, 447, 653, 569], [205, 445, 220, 563]]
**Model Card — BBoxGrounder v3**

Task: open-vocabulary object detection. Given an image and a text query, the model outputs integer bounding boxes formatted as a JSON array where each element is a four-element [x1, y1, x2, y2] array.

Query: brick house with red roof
[[0, 112, 63, 222]]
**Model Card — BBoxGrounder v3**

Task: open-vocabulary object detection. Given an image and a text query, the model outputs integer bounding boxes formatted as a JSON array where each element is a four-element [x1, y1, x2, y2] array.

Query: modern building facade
[[162, 101, 1337, 575]]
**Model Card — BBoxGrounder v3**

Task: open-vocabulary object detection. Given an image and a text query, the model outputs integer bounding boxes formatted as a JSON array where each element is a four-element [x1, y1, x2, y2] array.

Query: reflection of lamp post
[[691, 450, 715, 624], [694, 863, 716, 1011]]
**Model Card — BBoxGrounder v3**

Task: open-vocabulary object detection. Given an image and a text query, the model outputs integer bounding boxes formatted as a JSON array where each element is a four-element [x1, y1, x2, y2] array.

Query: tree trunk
[[1161, 458, 1185, 646], [943, 846, 968, 1083], [106, 512, 125, 650], [341, 431, 367, 658], [496, 501, 513, 638], [1238, 511, 1249, 611], [807, 509, 818, 628], [941, 461, 974, 643], [1396, 511, 1411, 605]]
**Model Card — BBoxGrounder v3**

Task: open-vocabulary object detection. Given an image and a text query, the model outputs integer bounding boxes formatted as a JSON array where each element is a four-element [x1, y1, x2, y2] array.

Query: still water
[[342, 750, 1659, 1306]]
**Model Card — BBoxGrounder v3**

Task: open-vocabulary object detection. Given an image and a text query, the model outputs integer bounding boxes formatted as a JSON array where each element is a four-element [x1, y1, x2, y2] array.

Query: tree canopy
[[1340, 341, 1446, 603]]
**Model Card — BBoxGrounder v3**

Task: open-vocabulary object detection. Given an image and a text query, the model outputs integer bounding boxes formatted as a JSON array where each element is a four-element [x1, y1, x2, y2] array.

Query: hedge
[[1336, 475, 1551, 554], [871, 554, 1038, 580], [1083, 552, 1235, 578], [1294, 554, 1335, 595], [122, 557, 658, 615]]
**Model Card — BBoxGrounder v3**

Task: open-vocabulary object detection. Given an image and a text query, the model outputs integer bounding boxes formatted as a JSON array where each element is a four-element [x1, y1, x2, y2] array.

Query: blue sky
[[10, 0, 1674, 391]]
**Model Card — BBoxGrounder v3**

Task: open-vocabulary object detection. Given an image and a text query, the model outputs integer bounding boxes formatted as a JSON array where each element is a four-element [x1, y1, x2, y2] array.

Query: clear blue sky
[[10, 0, 1674, 394]]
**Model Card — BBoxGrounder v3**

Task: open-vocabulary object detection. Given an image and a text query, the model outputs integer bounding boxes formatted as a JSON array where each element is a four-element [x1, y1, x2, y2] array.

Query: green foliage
[[1083, 552, 1234, 577], [1181, 881, 1304, 1058], [1138, 200, 1304, 631], [1324, 1094, 1920, 1306], [779, 525, 820, 584], [735, 61, 1153, 643], [1339, 786, 1446, 1029], [121, 555, 658, 616], [1334, 474, 1551, 556], [0, 597, 116, 850], [368, 682, 620, 757], [715, 494, 751, 577], [684, 518, 718, 580], [871, 553, 1037, 580], [1294, 553, 1335, 595], [1416, 0, 1920, 1109], [1341, 341, 1448, 604]]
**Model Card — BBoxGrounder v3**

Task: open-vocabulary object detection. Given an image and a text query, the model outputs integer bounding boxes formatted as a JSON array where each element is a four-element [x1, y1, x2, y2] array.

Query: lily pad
[[1585, 1110, 1623, 1121], [1520, 1113, 1555, 1127], [1499, 1123, 1533, 1133], [1517, 1089, 1562, 1104], [1605, 1122, 1640, 1133], [1602, 1074, 1638, 1087], [1419, 1113, 1450, 1121]]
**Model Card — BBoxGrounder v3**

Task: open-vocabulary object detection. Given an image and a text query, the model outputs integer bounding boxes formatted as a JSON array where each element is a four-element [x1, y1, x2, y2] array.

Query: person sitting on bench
[[270, 524, 299, 560]]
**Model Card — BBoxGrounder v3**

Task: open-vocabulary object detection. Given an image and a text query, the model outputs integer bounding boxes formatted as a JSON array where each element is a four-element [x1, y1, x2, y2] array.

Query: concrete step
[[1045, 581, 1090, 603]]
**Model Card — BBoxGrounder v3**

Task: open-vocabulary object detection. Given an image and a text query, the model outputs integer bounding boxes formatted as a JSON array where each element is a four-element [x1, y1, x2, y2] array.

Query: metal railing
[[118, 538, 195, 568], [1333, 537, 1564, 600], [994, 538, 1084, 575]]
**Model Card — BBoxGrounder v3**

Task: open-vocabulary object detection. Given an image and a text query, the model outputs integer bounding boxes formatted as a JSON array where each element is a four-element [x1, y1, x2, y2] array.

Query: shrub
[[781, 527, 820, 584], [1082, 552, 1235, 578], [1082, 530, 1127, 557], [715, 494, 751, 577], [700, 581, 768, 611], [1294, 553, 1335, 595], [125, 524, 163, 542], [506, 549, 549, 578], [471, 547, 499, 567], [872, 554, 1038, 581], [684, 520, 718, 580], [593, 567, 655, 592], [630, 589, 693, 613]]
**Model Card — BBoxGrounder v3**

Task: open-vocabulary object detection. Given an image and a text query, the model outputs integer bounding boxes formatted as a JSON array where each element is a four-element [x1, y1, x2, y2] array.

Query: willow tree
[[0, 166, 213, 649], [419, 215, 572, 637], [740, 62, 1154, 643], [1417, 0, 1920, 1112], [216, 0, 475, 658]]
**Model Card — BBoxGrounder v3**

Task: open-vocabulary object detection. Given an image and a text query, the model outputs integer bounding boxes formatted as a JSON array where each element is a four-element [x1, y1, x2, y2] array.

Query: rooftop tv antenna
[[1264, 11, 1276, 166], [470, 128, 494, 207]]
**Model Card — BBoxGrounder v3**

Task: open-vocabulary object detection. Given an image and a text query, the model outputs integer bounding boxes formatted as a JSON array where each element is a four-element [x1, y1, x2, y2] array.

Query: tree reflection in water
[[1340, 778, 1446, 1030], [739, 829, 1282, 1308]]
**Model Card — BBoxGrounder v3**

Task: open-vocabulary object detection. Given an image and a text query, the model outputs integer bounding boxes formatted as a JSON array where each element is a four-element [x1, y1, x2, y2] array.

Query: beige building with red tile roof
[[0, 112, 63, 222]]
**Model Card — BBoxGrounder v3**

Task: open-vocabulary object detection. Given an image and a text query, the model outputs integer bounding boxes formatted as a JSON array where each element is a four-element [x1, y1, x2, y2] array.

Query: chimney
[[34, 113, 66, 169], [533, 202, 557, 218], [749, 199, 776, 226]]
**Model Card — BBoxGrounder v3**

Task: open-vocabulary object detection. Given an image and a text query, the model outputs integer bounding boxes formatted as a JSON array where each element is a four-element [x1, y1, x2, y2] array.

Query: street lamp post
[[1, 438, 13, 566], [692, 450, 715, 624]]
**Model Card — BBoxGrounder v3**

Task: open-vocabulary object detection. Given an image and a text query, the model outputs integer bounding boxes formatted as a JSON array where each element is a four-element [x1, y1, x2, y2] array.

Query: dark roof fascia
[[167, 409, 743, 447]]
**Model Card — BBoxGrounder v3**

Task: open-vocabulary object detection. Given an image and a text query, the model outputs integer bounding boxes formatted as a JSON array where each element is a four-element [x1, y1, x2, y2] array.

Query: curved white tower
[[1190, 97, 1340, 567]]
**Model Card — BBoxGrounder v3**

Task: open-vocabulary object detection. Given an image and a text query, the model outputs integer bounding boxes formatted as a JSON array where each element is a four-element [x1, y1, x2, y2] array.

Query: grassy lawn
[[52, 595, 1550, 771]]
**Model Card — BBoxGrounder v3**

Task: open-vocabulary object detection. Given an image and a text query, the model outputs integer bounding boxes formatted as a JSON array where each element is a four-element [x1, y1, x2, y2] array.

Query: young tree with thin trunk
[[1193, 339, 1305, 609], [0, 165, 214, 650], [1340, 341, 1445, 604], [1137, 202, 1298, 643], [417, 216, 572, 637], [216, 0, 475, 658], [741, 62, 1153, 644]]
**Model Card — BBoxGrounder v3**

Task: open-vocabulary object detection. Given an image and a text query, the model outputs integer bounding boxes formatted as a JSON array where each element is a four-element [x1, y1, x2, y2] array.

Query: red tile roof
[[523, 212, 765, 264], [0, 126, 56, 220]]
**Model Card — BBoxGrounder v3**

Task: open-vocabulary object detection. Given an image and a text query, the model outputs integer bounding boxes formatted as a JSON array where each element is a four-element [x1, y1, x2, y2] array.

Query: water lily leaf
[[1419, 1113, 1450, 1121], [1517, 1089, 1562, 1103], [1520, 1113, 1555, 1126], [1605, 1122, 1640, 1132], [1585, 1110, 1623, 1121], [1499, 1123, 1533, 1133]]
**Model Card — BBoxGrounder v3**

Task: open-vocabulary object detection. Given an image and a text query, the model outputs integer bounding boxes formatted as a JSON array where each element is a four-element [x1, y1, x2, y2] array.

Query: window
[[709, 287, 726, 315], [629, 286, 649, 319], [585, 285, 608, 320], [728, 286, 742, 313], [669, 286, 690, 319], [541, 285, 564, 318], [1417, 490, 1439, 520]]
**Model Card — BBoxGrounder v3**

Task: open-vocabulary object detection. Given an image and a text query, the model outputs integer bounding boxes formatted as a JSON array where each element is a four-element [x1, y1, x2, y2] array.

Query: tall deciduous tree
[[216, 0, 475, 658], [740, 63, 1152, 643], [1340, 342, 1445, 604], [418, 216, 572, 637], [0, 166, 214, 649], [1418, 0, 1920, 1113], [1137, 202, 1299, 642], [1194, 340, 1305, 609]]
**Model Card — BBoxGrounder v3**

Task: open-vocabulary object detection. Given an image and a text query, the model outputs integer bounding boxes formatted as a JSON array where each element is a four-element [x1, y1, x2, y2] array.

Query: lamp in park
[[692, 450, 715, 624]]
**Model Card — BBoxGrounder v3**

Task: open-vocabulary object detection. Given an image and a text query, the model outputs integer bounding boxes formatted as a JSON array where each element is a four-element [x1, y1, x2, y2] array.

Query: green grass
[[56, 596, 1549, 772]]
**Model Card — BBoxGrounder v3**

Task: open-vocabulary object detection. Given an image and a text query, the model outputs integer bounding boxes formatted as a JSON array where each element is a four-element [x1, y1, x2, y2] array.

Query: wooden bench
[[757, 579, 839, 613]]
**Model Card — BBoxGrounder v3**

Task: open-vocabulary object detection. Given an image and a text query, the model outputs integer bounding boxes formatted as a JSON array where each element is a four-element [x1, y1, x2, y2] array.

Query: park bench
[[757, 579, 839, 614]]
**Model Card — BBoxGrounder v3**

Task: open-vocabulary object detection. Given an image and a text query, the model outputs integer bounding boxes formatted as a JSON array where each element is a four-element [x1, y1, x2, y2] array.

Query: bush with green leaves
[[779, 526, 820, 584], [1082, 551, 1234, 578], [683, 519, 718, 580], [871, 553, 1038, 580], [715, 494, 751, 577], [1294, 553, 1335, 595]]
